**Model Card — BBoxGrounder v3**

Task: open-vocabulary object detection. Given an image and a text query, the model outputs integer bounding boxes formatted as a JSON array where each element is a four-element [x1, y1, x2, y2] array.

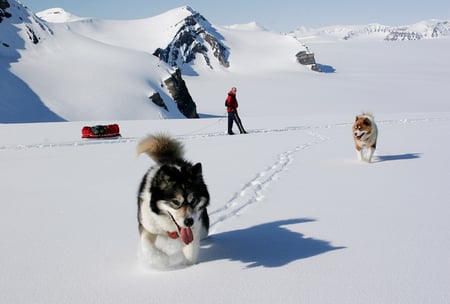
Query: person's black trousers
[[228, 111, 246, 134]]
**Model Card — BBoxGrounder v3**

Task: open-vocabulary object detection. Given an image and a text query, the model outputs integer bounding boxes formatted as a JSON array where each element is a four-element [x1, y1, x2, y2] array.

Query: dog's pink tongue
[[180, 227, 194, 245]]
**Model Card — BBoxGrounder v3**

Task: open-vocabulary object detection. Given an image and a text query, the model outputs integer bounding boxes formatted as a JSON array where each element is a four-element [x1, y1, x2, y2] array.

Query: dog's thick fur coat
[[136, 134, 209, 269], [352, 113, 378, 162]]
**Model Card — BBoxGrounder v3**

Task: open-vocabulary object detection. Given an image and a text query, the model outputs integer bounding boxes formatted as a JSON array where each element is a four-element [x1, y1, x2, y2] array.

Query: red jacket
[[226, 91, 238, 112]]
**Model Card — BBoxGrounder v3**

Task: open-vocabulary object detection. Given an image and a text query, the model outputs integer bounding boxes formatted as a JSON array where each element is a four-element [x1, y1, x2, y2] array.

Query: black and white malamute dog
[[136, 134, 210, 269], [352, 113, 378, 163]]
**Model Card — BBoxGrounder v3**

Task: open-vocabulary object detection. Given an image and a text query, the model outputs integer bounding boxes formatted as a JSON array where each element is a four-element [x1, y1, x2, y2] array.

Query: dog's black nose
[[184, 218, 194, 227]]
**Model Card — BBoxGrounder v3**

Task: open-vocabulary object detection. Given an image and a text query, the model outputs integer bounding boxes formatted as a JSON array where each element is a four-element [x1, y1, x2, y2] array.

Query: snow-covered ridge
[[291, 19, 450, 41], [224, 21, 267, 31], [36, 7, 84, 23], [36, 5, 231, 71]]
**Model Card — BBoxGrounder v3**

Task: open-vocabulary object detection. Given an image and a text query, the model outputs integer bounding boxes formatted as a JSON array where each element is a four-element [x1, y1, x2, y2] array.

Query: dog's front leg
[[366, 146, 375, 163], [355, 146, 363, 161], [182, 238, 200, 265], [139, 230, 170, 268]]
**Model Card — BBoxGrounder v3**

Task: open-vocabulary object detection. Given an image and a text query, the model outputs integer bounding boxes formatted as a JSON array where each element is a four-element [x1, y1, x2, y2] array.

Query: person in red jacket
[[225, 87, 247, 135]]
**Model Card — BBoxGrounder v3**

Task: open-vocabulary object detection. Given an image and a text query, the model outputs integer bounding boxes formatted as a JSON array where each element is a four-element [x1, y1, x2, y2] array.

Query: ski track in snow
[[1, 116, 447, 152]]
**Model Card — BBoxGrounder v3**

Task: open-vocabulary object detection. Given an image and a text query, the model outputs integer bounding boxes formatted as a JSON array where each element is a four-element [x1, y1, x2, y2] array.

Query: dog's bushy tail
[[136, 133, 184, 164]]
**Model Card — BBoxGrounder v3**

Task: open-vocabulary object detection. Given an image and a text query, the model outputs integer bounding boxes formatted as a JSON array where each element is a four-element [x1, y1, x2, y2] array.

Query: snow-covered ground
[[1, 5, 450, 304], [1, 113, 449, 303]]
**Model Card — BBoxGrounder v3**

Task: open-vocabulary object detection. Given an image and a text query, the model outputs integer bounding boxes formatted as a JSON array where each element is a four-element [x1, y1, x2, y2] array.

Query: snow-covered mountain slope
[[9, 26, 184, 121], [1, 1, 311, 123], [291, 20, 450, 41], [0, 0, 63, 123], [0, 0, 53, 54], [1, 1, 206, 122], [43, 6, 230, 72]]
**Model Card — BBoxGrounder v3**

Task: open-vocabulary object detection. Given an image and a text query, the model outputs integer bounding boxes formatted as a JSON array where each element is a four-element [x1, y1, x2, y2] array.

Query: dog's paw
[[142, 252, 171, 269]]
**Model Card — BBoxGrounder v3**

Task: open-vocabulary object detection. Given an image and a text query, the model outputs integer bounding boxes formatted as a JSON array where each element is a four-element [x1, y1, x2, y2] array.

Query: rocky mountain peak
[[153, 8, 229, 70]]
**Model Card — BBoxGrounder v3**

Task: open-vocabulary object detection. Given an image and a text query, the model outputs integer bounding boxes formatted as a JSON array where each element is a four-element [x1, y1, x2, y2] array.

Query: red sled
[[81, 124, 121, 138]]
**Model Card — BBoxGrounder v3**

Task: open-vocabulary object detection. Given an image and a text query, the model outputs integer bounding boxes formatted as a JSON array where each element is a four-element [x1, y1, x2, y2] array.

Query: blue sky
[[21, 0, 450, 32]]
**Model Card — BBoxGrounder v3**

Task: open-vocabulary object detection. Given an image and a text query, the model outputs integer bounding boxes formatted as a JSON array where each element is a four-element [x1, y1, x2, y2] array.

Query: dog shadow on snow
[[200, 219, 345, 268], [375, 153, 422, 163]]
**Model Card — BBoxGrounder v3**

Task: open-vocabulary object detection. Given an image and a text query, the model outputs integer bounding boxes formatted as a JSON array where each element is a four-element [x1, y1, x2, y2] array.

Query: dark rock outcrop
[[149, 92, 168, 111], [296, 50, 316, 65], [296, 49, 325, 72], [0, 0, 12, 23], [164, 68, 199, 118]]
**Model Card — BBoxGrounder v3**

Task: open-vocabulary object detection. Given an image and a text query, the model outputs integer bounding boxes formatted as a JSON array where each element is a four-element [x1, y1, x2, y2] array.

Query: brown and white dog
[[352, 113, 378, 163]]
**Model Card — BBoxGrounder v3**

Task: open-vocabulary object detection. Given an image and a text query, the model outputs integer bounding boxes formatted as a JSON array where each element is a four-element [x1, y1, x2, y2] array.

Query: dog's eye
[[171, 200, 182, 208]]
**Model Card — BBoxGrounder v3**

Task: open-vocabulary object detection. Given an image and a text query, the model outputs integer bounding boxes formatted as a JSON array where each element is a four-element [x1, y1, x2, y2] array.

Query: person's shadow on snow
[[200, 219, 344, 268]]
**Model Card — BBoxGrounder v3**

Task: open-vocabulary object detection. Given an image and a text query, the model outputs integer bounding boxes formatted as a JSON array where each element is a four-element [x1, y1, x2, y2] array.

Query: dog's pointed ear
[[355, 115, 359, 121], [192, 163, 203, 176], [155, 165, 177, 189], [363, 118, 371, 126]]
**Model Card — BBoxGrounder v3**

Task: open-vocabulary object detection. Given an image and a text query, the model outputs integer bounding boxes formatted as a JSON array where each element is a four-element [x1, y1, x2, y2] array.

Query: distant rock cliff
[[343, 21, 450, 41], [291, 20, 450, 42]]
